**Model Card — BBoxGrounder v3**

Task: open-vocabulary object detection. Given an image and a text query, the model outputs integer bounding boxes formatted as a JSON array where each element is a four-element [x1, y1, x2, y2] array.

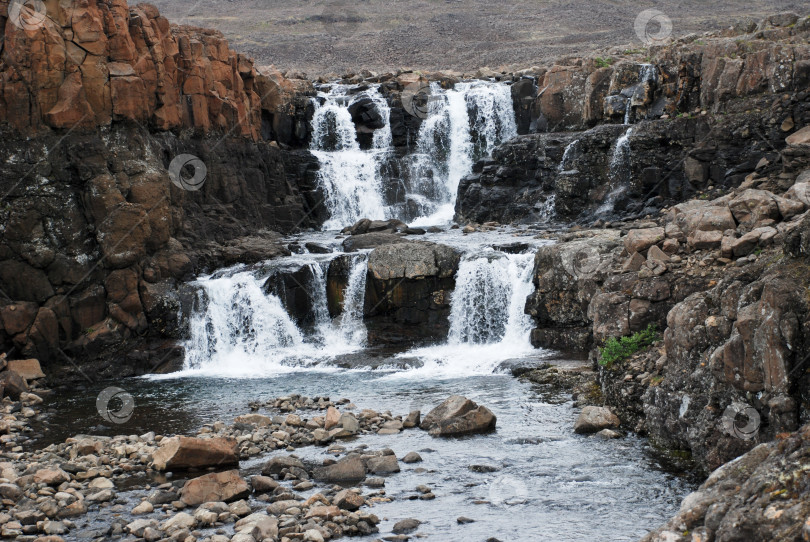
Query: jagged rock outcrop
[[0, 0, 321, 377], [457, 16, 810, 225], [644, 424, 810, 542]]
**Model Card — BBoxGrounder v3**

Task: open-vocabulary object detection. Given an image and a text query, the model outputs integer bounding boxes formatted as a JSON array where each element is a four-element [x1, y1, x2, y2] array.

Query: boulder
[[342, 233, 408, 252], [313, 457, 366, 483], [729, 189, 780, 227], [574, 406, 620, 434], [420, 395, 497, 436], [673, 205, 737, 237], [334, 489, 365, 511], [152, 436, 238, 471], [786, 126, 810, 146], [624, 228, 665, 254], [6, 359, 45, 380], [366, 454, 400, 474], [260, 455, 305, 475], [0, 370, 28, 400], [180, 470, 250, 505], [367, 242, 460, 281]]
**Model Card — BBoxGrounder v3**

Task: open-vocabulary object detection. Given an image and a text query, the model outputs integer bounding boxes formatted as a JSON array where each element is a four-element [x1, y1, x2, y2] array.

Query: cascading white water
[[393, 252, 538, 377], [182, 270, 309, 376], [309, 256, 368, 349], [408, 81, 518, 225], [598, 127, 634, 214], [310, 86, 392, 230], [180, 254, 369, 377]]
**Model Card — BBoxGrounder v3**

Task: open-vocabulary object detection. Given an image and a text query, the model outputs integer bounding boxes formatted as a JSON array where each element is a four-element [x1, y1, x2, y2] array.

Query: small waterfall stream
[[310, 86, 392, 230]]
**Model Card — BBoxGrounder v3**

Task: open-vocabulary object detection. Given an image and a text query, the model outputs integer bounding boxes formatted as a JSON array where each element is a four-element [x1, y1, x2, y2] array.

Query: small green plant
[[623, 48, 645, 55], [594, 57, 614, 68], [598, 325, 660, 368]]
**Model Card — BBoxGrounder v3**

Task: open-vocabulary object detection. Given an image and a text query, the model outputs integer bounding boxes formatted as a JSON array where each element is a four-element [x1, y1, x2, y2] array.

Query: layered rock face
[[363, 242, 460, 345], [0, 0, 320, 377], [457, 15, 810, 224]]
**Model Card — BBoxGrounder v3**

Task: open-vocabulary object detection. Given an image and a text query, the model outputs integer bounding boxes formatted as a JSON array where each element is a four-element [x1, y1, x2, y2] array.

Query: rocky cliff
[[0, 0, 325, 378], [457, 14, 810, 225]]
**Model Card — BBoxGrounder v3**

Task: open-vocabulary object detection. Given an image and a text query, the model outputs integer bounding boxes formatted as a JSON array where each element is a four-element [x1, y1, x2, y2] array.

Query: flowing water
[[38, 81, 696, 541], [311, 80, 516, 228]]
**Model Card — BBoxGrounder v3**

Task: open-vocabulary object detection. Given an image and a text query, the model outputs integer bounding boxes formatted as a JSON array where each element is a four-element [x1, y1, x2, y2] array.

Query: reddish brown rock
[[0, 303, 39, 336], [152, 436, 239, 471], [8, 358, 45, 380], [180, 470, 249, 505]]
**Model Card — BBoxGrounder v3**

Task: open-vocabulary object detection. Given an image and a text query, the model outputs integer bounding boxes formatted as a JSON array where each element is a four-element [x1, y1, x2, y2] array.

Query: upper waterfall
[[310, 80, 517, 230]]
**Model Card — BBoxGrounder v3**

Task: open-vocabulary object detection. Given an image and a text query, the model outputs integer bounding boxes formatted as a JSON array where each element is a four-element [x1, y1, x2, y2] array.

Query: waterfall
[[181, 255, 369, 376], [310, 80, 517, 229], [183, 271, 309, 375], [598, 127, 634, 214], [393, 252, 538, 377], [310, 256, 368, 348], [408, 81, 518, 225], [558, 139, 581, 173], [310, 86, 391, 230]]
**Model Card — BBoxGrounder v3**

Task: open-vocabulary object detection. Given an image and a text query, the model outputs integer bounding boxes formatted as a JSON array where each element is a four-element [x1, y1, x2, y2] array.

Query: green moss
[[598, 325, 660, 368], [594, 57, 614, 68]]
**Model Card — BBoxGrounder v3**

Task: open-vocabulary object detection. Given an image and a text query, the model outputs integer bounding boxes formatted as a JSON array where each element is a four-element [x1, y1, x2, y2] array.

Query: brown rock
[[0, 370, 28, 400], [729, 190, 780, 227], [43, 72, 95, 129], [334, 489, 365, 511], [647, 245, 670, 263], [0, 303, 39, 335], [574, 406, 620, 434], [152, 436, 238, 471], [623, 228, 665, 254], [33, 468, 70, 485], [324, 406, 341, 430], [7, 359, 45, 380], [313, 457, 366, 483], [420, 395, 497, 436], [96, 203, 151, 269], [180, 470, 250, 505], [786, 126, 810, 146], [622, 252, 646, 273], [250, 475, 279, 493], [688, 230, 724, 250]]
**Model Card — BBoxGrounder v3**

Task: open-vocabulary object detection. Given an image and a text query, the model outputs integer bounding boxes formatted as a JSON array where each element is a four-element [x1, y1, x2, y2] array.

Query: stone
[[334, 489, 365, 511], [342, 233, 408, 252], [403, 410, 421, 428], [420, 395, 497, 436], [674, 205, 737, 237], [574, 406, 620, 434], [33, 468, 70, 485], [786, 126, 810, 146], [0, 371, 28, 400], [235, 513, 278, 539], [622, 252, 646, 272], [402, 452, 423, 463], [324, 406, 341, 430], [393, 518, 422, 534], [6, 359, 45, 380], [306, 505, 341, 519], [623, 228, 665, 254], [729, 189, 780, 227], [132, 501, 154, 515], [233, 414, 272, 427], [180, 470, 250, 506], [261, 455, 305, 475], [152, 436, 238, 471], [367, 455, 400, 474], [688, 230, 723, 250], [160, 512, 196, 533], [647, 245, 670, 263], [250, 475, 279, 493], [313, 457, 366, 483], [127, 519, 158, 537]]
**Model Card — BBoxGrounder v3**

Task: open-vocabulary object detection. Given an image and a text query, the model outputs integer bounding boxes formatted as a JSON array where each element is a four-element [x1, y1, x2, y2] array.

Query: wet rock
[[180, 470, 250, 506], [261, 455, 305, 475], [334, 488, 365, 511], [573, 406, 620, 434], [131, 501, 153, 515], [366, 454, 400, 474], [251, 475, 280, 493], [343, 233, 408, 252], [420, 395, 497, 436], [152, 436, 238, 471], [402, 452, 422, 463], [392, 518, 422, 534], [313, 457, 366, 483]]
